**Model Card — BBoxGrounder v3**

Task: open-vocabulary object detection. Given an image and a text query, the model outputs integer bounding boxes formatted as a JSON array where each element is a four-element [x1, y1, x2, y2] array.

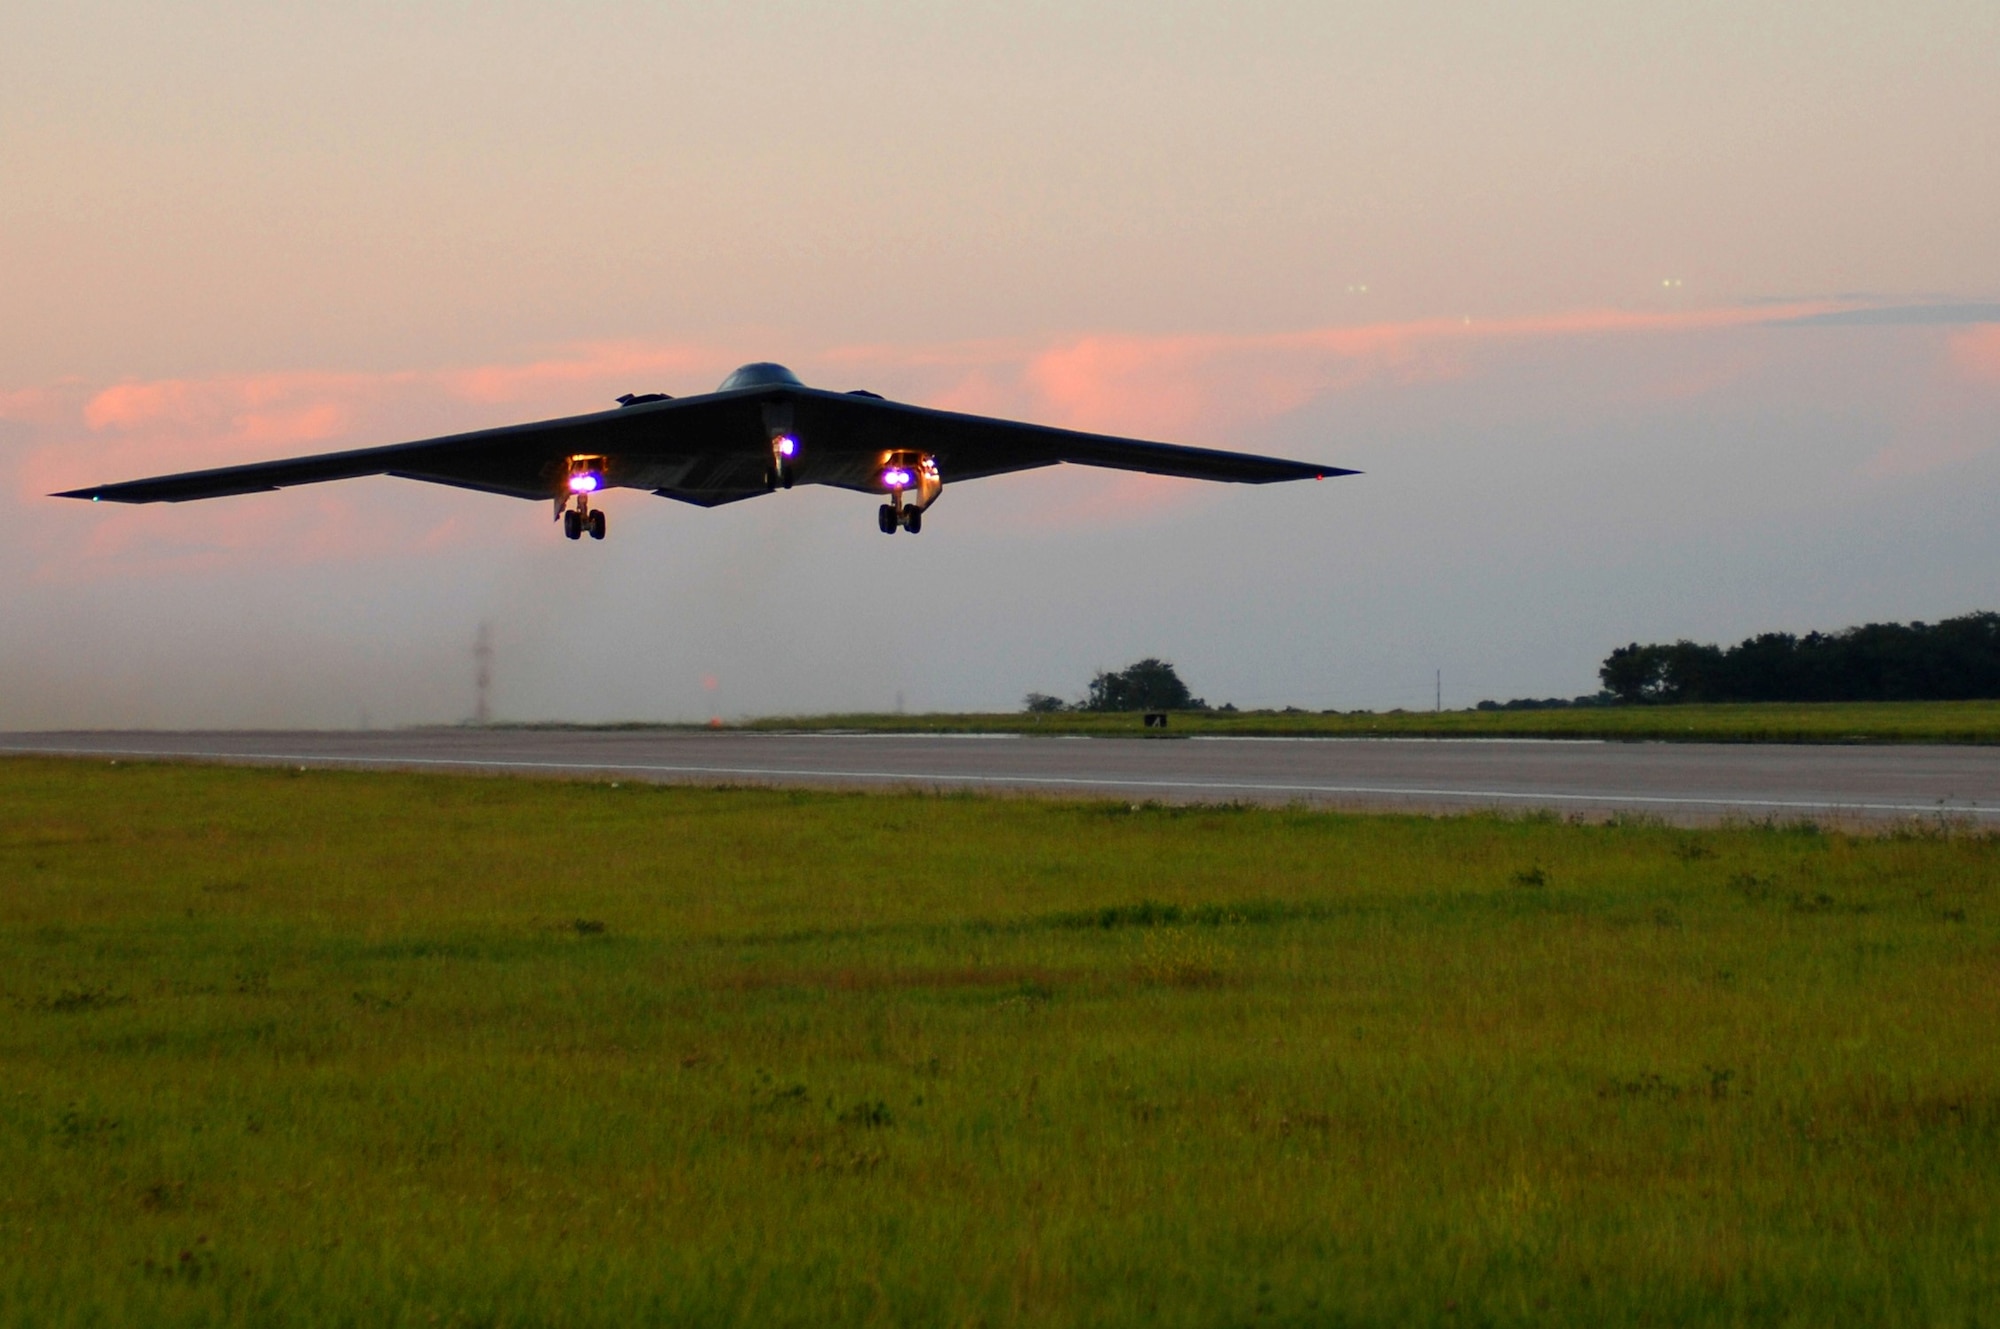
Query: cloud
[[1777, 303, 2000, 328], [444, 342, 728, 405], [1952, 326, 2000, 383], [883, 303, 1835, 443], [8, 297, 1979, 576]]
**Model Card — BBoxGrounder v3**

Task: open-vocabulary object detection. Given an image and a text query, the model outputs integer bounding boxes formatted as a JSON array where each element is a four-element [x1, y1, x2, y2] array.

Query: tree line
[[1599, 612, 2000, 704], [1026, 617, 2000, 716]]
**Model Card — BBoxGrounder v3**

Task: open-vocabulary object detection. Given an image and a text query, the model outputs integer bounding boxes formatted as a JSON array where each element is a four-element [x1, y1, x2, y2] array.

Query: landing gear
[[768, 432, 799, 489], [559, 455, 609, 543], [874, 451, 940, 535], [562, 501, 605, 540], [878, 501, 924, 535]]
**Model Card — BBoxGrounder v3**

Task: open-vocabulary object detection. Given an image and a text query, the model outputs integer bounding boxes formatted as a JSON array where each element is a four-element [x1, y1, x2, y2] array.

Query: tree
[[1598, 612, 2000, 703], [1080, 658, 1207, 712], [1599, 643, 1667, 703], [1022, 692, 1068, 713]]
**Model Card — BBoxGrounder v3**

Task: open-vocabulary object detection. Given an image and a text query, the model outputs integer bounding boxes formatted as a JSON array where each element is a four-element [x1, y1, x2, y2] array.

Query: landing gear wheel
[[588, 509, 606, 540], [903, 506, 922, 534], [564, 510, 583, 540], [878, 503, 898, 535]]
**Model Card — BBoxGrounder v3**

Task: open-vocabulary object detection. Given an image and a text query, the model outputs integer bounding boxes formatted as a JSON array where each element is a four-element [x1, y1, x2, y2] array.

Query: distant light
[[92, 495, 100, 502], [568, 472, 600, 493], [881, 467, 913, 488], [775, 435, 798, 458]]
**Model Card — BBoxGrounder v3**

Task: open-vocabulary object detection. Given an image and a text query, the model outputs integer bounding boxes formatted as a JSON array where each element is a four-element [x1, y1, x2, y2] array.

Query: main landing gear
[[876, 451, 939, 534], [560, 455, 608, 541], [878, 502, 922, 534], [564, 504, 606, 541]]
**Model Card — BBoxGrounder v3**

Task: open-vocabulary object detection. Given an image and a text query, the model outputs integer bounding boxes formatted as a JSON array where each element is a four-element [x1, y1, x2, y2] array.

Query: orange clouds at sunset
[[18, 301, 1853, 514]]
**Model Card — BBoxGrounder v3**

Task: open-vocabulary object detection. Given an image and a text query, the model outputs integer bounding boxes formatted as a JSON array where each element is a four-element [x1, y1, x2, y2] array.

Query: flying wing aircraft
[[57, 362, 1354, 539]]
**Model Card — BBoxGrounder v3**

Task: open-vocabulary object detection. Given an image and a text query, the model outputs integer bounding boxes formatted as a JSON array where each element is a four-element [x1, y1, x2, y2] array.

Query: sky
[[4, 0, 1998, 726]]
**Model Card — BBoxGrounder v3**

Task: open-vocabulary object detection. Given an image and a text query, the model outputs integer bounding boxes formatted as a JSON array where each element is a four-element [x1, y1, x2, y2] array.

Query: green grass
[[739, 698, 2000, 743], [3, 756, 1997, 1326]]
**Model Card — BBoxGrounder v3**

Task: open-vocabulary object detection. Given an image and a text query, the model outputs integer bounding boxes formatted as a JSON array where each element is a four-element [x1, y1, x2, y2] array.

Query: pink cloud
[[992, 304, 1836, 443], [1952, 326, 2000, 382], [1863, 323, 2000, 477], [0, 298, 1917, 572], [445, 342, 727, 404]]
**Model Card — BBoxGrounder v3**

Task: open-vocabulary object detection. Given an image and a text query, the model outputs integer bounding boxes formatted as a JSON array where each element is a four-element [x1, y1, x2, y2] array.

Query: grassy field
[[740, 698, 2000, 743], [3, 756, 1997, 1326]]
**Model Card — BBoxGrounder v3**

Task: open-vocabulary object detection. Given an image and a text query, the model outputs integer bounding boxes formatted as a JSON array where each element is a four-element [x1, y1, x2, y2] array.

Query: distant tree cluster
[[1023, 658, 1210, 713], [1475, 694, 1615, 712], [1598, 612, 2000, 704]]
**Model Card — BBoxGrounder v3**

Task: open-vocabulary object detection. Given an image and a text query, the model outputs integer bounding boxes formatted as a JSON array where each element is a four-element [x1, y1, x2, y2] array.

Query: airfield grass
[[742, 698, 2000, 743], [2, 757, 1997, 1327]]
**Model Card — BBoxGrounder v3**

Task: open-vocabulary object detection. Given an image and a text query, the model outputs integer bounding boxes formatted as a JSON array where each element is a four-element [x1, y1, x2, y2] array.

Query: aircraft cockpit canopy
[[716, 362, 804, 392]]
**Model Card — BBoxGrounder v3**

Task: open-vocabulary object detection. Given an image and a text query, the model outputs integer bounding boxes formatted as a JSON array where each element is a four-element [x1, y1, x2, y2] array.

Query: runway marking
[[2, 742, 1992, 818]]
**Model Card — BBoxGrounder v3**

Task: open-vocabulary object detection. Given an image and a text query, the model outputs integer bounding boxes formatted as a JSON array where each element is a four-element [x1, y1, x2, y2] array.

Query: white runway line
[[2, 742, 1992, 818]]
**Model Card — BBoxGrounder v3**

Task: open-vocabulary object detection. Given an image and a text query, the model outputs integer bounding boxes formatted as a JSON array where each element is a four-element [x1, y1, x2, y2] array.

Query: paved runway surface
[[7, 728, 2000, 824]]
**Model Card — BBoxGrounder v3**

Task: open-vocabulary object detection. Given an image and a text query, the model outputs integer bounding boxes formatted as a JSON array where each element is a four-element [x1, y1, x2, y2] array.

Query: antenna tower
[[474, 622, 493, 725]]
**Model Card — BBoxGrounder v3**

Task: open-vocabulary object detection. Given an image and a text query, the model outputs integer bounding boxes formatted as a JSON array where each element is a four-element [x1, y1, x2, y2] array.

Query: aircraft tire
[[588, 510, 606, 540], [878, 504, 898, 535], [564, 510, 583, 540], [904, 506, 922, 534]]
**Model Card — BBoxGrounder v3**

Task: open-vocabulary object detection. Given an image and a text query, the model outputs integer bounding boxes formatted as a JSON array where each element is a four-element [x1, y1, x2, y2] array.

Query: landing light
[[881, 466, 913, 489], [774, 435, 798, 458], [568, 472, 601, 494]]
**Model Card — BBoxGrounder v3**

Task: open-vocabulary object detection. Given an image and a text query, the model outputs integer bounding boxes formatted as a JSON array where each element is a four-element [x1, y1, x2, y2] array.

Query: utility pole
[[473, 622, 492, 726]]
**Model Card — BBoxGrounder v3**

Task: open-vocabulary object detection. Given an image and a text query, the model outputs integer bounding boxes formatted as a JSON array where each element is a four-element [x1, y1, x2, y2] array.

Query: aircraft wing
[[785, 389, 1350, 489], [55, 381, 1349, 506], [53, 394, 769, 504]]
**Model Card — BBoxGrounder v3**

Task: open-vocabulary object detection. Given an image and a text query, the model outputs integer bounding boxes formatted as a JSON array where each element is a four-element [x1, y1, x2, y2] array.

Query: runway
[[7, 727, 2000, 824]]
